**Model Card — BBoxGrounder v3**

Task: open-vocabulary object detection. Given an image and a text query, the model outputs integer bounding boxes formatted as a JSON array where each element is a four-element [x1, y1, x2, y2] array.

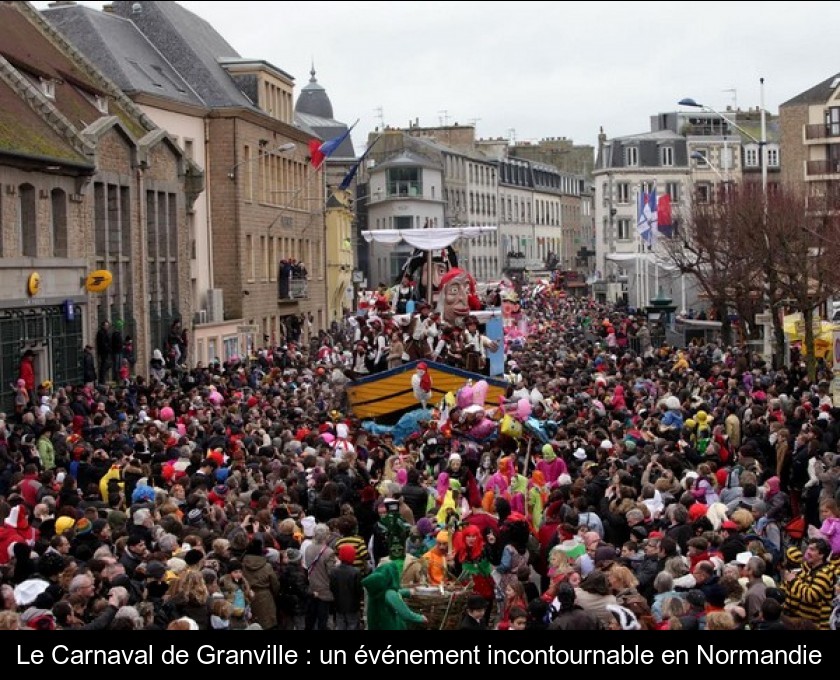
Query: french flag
[[308, 120, 357, 170]]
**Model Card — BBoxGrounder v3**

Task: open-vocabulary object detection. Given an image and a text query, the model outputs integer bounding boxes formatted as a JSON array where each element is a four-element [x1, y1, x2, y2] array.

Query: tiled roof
[[110, 1, 254, 109], [42, 4, 205, 108]]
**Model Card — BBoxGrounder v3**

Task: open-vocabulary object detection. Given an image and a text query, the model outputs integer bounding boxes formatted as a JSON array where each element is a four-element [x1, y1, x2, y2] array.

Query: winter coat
[[242, 554, 280, 629], [0, 506, 37, 566], [329, 562, 363, 614], [277, 563, 308, 616], [304, 542, 337, 602]]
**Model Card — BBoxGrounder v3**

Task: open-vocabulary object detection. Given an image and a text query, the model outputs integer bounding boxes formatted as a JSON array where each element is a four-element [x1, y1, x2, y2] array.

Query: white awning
[[606, 252, 679, 271], [361, 226, 497, 250]]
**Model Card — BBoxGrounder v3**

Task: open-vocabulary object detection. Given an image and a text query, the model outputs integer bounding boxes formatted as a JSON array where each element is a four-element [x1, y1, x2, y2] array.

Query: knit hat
[[74, 518, 92, 535], [594, 545, 618, 568], [55, 516, 75, 536], [108, 510, 127, 531], [184, 549, 204, 566], [228, 559, 243, 573], [337, 545, 356, 565], [285, 548, 302, 563], [20, 607, 56, 630], [145, 561, 167, 580], [435, 531, 449, 543]]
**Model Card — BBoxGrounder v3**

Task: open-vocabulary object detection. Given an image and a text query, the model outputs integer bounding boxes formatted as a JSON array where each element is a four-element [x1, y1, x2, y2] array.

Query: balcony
[[805, 124, 840, 141], [505, 254, 527, 271], [278, 277, 308, 302], [806, 159, 840, 176]]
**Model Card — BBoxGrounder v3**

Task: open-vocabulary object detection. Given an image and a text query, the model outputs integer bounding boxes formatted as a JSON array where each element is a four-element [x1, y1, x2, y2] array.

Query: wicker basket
[[404, 587, 472, 630]]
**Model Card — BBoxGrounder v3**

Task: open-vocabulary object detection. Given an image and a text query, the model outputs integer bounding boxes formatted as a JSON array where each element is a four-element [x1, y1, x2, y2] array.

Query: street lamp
[[680, 82, 774, 360], [678, 92, 767, 196], [690, 151, 726, 183], [228, 142, 296, 179]]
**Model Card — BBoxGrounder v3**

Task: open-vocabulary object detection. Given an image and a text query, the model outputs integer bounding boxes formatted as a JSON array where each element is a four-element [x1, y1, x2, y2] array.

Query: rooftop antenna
[[722, 88, 737, 110], [438, 109, 450, 126], [508, 128, 516, 144], [468, 118, 481, 129], [374, 106, 384, 129]]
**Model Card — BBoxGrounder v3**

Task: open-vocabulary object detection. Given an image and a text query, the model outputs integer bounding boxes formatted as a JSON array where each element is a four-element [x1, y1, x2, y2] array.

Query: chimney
[[103, 3, 115, 12]]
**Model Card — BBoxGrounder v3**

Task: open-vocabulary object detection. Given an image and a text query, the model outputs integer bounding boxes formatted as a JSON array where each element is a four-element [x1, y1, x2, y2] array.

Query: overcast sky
[[32, 1, 840, 152]]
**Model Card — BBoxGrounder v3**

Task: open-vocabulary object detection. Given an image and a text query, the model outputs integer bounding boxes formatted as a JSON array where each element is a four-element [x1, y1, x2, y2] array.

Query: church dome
[[295, 66, 334, 119]]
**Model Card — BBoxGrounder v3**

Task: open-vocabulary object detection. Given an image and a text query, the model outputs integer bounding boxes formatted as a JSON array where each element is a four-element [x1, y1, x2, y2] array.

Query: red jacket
[[0, 506, 37, 565], [19, 357, 35, 391]]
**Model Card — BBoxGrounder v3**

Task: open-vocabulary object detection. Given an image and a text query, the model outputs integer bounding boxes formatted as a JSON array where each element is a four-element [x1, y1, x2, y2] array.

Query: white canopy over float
[[361, 226, 498, 304]]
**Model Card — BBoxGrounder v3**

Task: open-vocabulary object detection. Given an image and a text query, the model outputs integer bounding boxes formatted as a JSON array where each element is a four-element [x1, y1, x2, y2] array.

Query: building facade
[[779, 72, 840, 198], [0, 1, 196, 403]]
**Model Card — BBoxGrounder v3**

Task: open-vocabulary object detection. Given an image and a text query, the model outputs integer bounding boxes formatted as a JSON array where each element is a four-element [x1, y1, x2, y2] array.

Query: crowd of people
[[0, 280, 839, 632]]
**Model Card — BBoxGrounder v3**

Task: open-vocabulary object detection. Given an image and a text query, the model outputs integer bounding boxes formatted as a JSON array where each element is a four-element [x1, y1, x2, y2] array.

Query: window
[[223, 336, 239, 361], [744, 146, 759, 168], [826, 107, 840, 137], [665, 182, 681, 203], [51, 189, 67, 257], [766, 147, 779, 168], [661, 146, 674, 167], [693, 149, 709, 165], [616, 183, 630, 204], [245, 234, 254, 281], [387, 167, 421, 197], [19, 184, 36, 257], [617, 218, 631, 241], [40, 78, 55, 99], [695, 183, 711, 204], [625, 146, 639, 167]]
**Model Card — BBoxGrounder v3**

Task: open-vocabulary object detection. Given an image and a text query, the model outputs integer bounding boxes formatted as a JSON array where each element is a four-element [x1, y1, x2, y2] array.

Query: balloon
[[457, 385, 474, 410], [336, 423, 349, 439], [321, 433, 335, 445], [472, 380, 489, 406], [160, 406, 174, 422], [444, 391, 456, 408], [176, 423, 187, 437], [516, 398, 532, 420]]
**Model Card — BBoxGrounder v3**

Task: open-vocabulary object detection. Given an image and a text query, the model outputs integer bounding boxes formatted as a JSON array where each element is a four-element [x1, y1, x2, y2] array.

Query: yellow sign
[[27, 272, 40, 297], [85, 269, 113, 293]]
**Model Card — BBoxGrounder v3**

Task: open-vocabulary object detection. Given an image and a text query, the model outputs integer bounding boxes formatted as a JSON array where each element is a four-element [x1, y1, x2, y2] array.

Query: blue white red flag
[[637, 183, 657, 246]]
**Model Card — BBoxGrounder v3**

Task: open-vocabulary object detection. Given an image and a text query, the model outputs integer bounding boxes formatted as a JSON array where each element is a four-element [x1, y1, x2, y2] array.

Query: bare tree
[[663, 184, 840, 375], [764, 186, 840, 379], [660, 188, 762, 346]]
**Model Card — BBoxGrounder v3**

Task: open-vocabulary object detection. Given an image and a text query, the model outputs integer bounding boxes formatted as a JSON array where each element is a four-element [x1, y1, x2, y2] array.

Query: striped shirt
[[782, 560, 835, 629], [334, 535, 371, 575]]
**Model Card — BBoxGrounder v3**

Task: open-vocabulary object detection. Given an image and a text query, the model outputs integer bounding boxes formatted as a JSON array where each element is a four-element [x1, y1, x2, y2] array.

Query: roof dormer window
[[40, 78, 55, 100]]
